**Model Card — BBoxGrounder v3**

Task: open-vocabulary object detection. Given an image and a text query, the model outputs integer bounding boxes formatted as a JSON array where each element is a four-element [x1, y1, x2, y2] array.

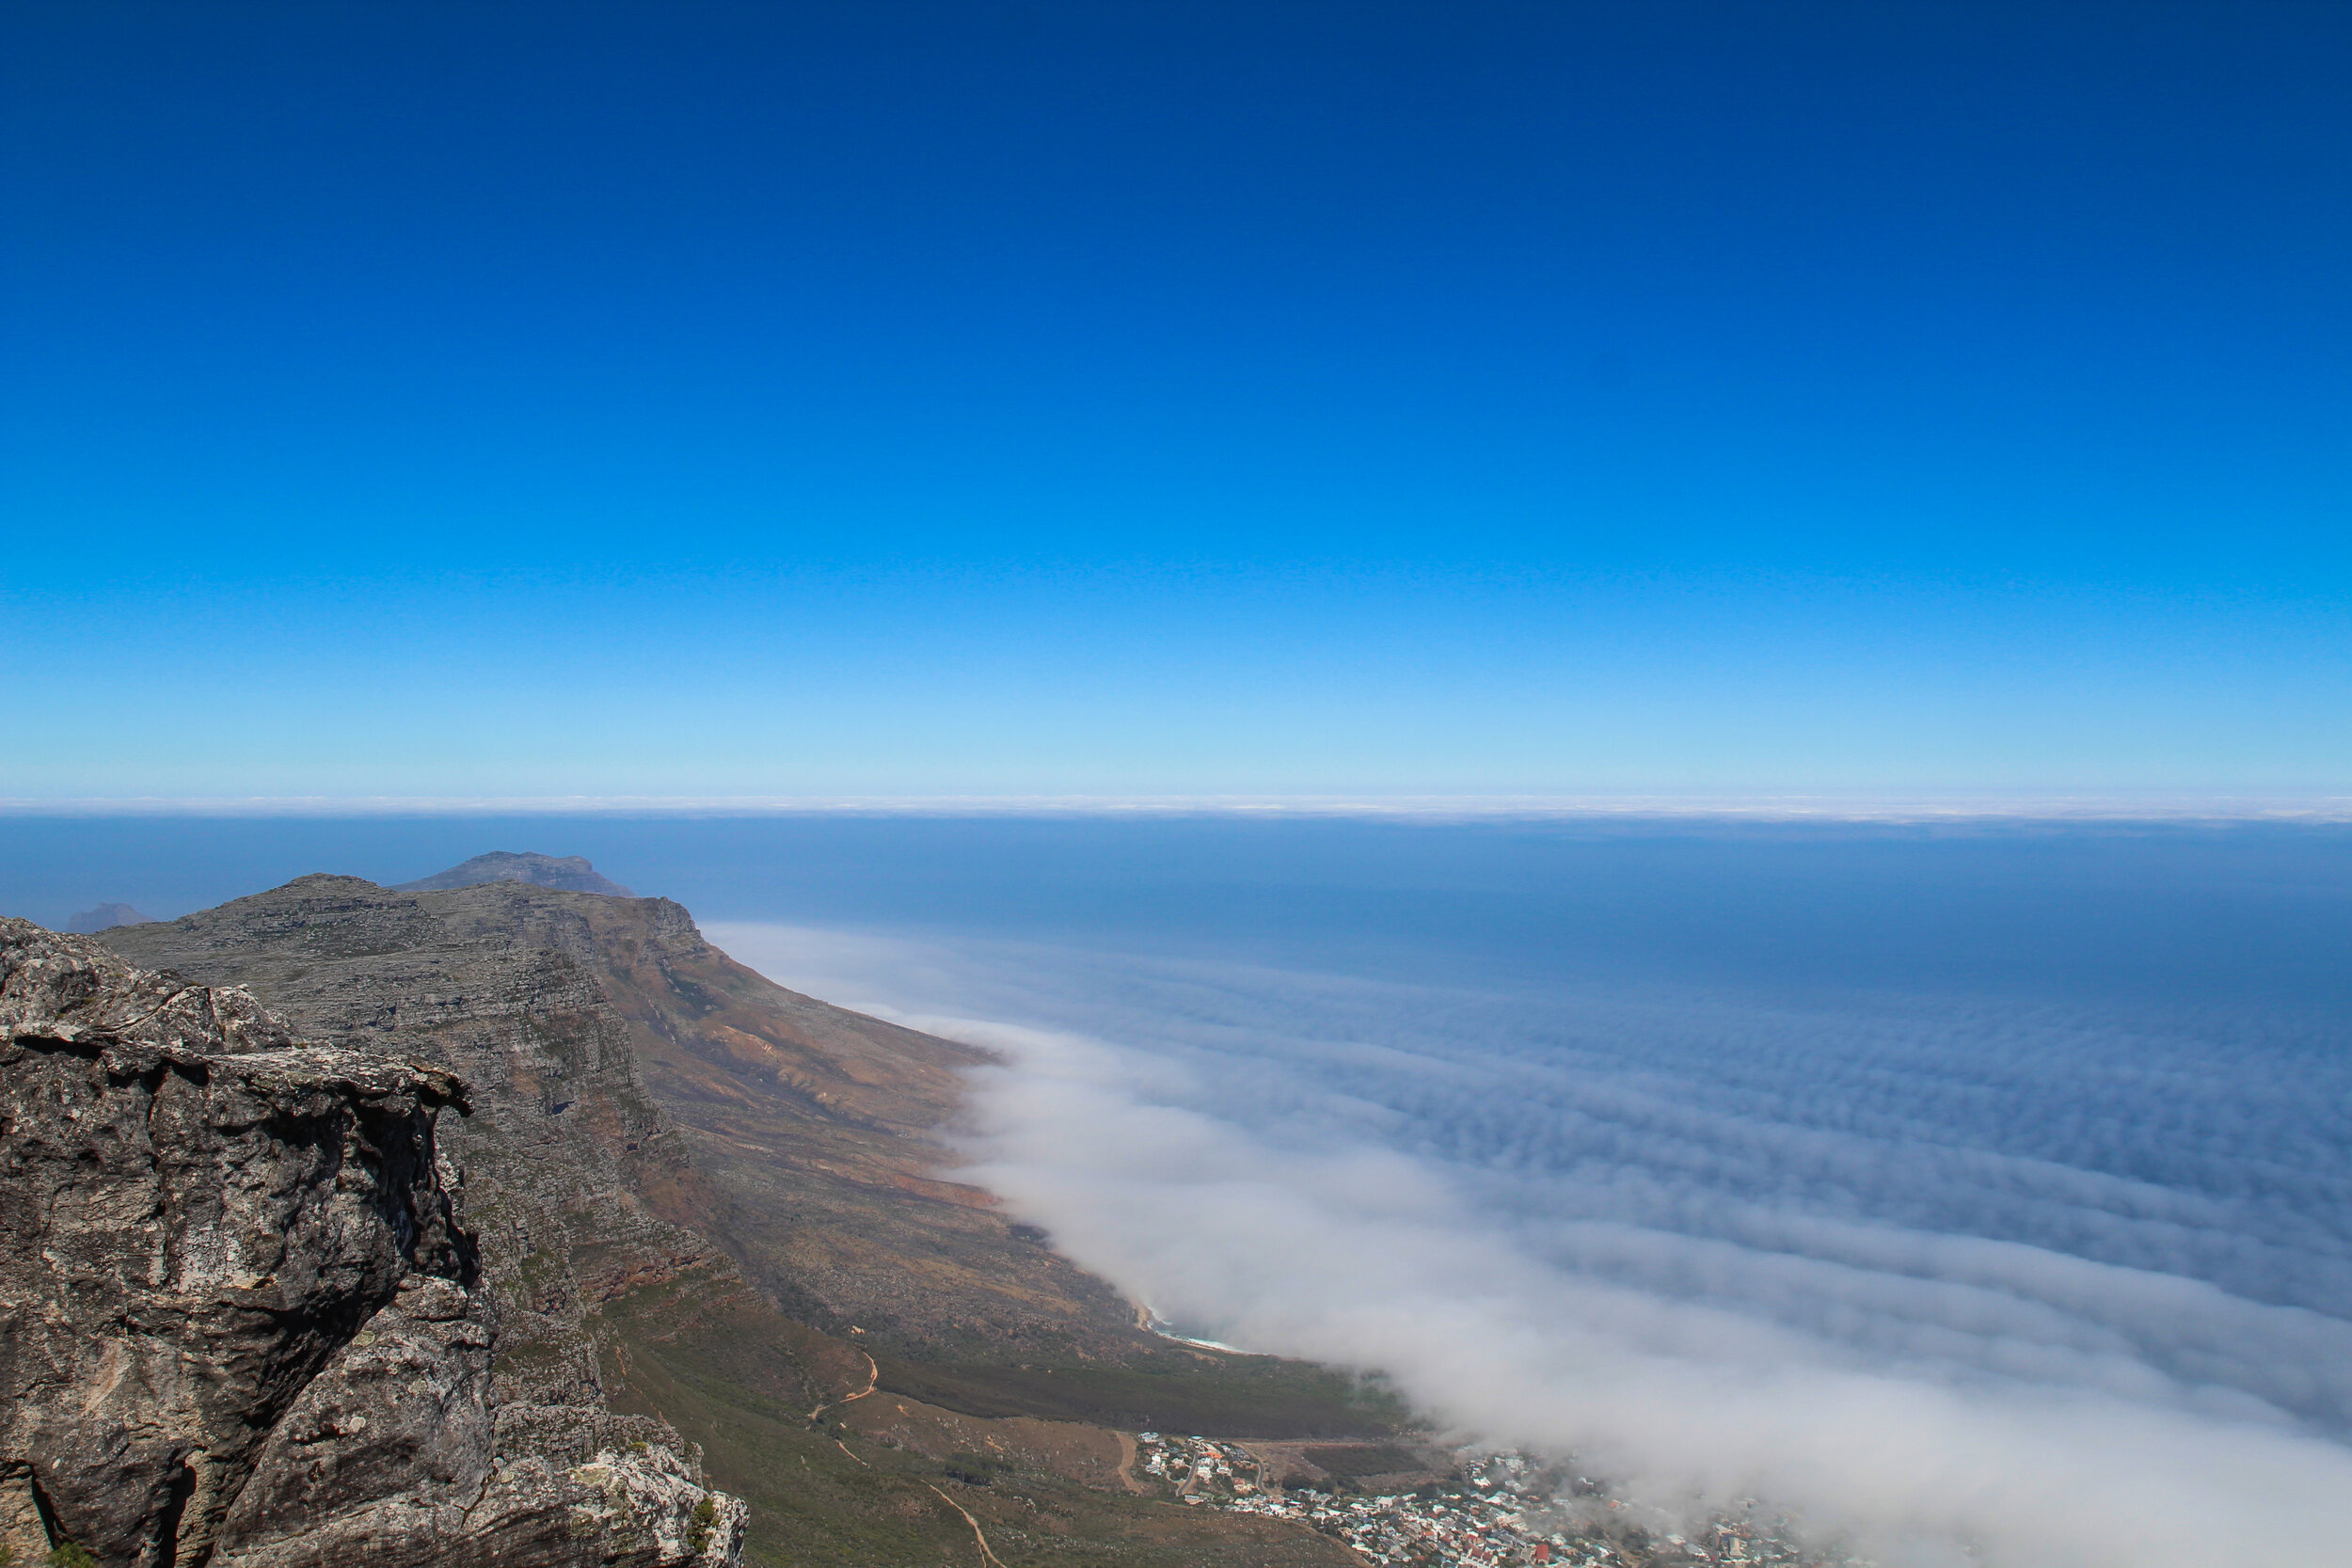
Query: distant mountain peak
[[393, 851, 634, 896], [65, 901, 151, 933]]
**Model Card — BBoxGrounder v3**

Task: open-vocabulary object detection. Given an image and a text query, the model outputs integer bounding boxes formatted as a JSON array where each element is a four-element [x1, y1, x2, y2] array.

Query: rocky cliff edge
[[0, 918, 744, 1568]]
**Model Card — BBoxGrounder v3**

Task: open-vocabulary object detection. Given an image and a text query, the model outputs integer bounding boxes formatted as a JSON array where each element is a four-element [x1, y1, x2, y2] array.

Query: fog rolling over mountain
[[699, 819, 2352, 1568]]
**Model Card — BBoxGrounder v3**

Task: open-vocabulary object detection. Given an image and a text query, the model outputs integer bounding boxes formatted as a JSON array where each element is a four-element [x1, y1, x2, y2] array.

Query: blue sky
[[5, 1, 2348, 798]]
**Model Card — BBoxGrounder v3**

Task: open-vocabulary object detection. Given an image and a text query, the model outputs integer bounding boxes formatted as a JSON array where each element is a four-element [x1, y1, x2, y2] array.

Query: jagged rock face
[[101, 877, 724, 1441], [0, 919, 469, 1563], [0, 920, 745, 1568]]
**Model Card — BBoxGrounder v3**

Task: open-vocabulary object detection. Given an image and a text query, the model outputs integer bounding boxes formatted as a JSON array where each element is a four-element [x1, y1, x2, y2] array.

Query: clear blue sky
[[4, 1, 2347, 799]]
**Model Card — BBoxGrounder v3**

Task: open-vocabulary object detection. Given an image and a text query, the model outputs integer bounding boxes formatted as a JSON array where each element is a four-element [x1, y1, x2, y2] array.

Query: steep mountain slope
[[415, 881, 1155, 1362], [0, 919, 743, 1568], [103, 872, 1385, 1565]]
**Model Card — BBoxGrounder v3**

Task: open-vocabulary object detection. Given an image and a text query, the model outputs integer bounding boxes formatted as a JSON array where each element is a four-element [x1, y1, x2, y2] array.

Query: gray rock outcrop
[[0, 919, 744, 1568], [102, 877, 728, 1463]]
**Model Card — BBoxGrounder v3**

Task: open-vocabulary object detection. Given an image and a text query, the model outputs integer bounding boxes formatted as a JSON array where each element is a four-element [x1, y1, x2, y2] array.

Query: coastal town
[[1131, 1434, 1866, 1568]]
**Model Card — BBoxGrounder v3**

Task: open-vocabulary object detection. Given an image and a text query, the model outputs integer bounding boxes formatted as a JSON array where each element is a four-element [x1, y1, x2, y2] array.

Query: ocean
[[8, 811, 2350, 1565]]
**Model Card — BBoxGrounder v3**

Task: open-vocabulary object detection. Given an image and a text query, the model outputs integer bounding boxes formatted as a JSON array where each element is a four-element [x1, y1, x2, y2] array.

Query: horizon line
[[7, 792, 2352, 824]]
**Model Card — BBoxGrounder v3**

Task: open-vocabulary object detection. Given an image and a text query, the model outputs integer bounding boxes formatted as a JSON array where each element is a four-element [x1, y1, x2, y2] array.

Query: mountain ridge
[[84, 865, 1393, 1565]]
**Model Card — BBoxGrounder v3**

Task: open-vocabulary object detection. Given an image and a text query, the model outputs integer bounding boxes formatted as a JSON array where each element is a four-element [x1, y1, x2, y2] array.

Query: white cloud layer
[[709, 921, 2352, 1568]]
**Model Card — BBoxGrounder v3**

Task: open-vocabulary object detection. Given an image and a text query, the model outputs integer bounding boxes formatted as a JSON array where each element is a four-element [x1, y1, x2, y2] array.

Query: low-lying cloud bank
[[711, 922, 2352, 1568]]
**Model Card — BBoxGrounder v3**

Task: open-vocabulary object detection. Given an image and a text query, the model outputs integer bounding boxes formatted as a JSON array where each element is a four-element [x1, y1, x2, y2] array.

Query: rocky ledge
[[0, 919, 744, 1568]]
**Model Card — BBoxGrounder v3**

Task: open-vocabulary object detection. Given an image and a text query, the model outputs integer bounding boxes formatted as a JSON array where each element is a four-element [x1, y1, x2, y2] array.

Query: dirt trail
[[1112, 1431, 1149, 1495], [822, 1414, 997, 1565], [926, 1483, 1009, 1568], [807, 1350, 879, 1420]]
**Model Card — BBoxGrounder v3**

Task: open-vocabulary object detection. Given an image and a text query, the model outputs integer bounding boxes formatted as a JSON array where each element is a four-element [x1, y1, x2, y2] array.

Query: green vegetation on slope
[[871, 1351, 1407, 1439], [592, 1275, 1359, 1568]]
